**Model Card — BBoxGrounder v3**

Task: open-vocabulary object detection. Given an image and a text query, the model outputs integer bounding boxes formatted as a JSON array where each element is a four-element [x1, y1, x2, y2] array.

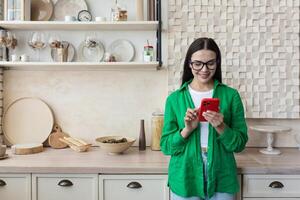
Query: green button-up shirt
[[160, 79, 248, 198]]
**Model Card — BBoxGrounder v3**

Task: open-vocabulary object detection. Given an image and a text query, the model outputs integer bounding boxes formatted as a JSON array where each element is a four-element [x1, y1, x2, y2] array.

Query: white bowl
[[95, 136, 136, 154]]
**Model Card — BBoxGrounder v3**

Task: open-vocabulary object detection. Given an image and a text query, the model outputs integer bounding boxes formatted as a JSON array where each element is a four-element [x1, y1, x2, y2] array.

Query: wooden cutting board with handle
[[48, 124, 69, 149]]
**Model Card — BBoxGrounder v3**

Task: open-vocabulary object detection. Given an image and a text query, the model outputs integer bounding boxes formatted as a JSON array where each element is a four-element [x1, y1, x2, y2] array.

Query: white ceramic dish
[[78, 40, 105, 62], [31, 0, 54, 21], [51, 43, 76, 62], [108, 39, 135, 62], [3, 97, 54, 145], [53, 0, 88, 21]]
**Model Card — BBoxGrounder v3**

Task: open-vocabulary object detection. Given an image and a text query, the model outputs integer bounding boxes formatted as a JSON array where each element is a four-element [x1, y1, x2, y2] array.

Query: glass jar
[[111, 0, 127, 21], [151, 112, 164, 151], [119, 8, 127, 21], [143, 45, 154, 62], [111, 0, 120, 21]]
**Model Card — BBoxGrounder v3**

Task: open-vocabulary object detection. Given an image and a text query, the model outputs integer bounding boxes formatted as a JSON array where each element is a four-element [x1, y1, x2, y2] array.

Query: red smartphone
[[198, 98, 220, 122]]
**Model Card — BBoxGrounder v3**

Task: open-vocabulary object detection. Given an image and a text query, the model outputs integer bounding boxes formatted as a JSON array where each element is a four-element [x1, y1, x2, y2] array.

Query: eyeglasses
[[190, 59, 216, 71]]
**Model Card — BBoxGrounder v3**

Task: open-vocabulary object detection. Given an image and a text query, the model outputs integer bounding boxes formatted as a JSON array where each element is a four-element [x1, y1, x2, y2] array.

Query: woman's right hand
[[181, 108, 199, 138]]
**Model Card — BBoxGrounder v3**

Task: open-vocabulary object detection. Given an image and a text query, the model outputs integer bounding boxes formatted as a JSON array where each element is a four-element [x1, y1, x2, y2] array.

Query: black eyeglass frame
[[189, 59, 217, 71]]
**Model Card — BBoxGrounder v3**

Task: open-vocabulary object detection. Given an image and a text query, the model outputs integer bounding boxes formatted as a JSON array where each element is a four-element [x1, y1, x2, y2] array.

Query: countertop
[[0, 147, 300, 174]]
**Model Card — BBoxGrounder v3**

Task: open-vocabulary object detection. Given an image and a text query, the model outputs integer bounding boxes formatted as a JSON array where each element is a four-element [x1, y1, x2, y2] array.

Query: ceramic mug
[[0, 145, 6, 157], [11, 54, 19, 62], [20, 54, 29, 62], [95, 16, 106, 22], [65, 15, 76, 22]]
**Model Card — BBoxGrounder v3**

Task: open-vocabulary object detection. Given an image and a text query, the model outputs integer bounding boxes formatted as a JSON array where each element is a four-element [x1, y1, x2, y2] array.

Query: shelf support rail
[[156, 0, 162, 69]]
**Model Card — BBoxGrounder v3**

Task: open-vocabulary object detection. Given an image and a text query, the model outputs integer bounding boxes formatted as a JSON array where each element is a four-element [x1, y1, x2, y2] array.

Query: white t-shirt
[[188, 85, 213, 148]]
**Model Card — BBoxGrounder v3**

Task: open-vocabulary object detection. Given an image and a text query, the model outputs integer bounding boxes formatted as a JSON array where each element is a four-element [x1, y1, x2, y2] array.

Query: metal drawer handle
[[269, 181, 284, 189], [0, 179, 6, 187], [58, 179, 73, 187], [126, 181, 142, 189]]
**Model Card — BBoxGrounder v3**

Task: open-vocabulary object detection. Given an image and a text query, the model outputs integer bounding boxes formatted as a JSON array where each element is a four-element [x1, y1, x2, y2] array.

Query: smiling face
[[190, 49, 217, 85]]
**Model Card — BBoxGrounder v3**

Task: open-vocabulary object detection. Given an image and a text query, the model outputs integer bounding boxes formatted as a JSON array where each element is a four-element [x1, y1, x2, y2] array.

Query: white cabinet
[[236, 175, 242, 200], [243, 198, 297, 200], [32, 174, 98, 200], [0, 173, 31, 200], [99, 174, 169, 200], [243, 174, 300, 199]]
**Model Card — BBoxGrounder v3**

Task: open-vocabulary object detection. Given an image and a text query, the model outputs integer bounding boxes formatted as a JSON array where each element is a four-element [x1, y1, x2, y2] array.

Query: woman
[[160, 38, 248, 200]]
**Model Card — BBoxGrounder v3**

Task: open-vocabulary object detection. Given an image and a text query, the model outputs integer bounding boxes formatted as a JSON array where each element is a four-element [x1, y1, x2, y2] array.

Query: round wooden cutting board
[[3, 97, 54, 145], [11, 143, 43, 155]]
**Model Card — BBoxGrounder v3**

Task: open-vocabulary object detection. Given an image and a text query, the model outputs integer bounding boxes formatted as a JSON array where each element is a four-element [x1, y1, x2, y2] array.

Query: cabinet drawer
[[0, 173, 31, 200], [243, 174, 300, 197], [32, 174, 98, 200], [99, 174, 169, 200]]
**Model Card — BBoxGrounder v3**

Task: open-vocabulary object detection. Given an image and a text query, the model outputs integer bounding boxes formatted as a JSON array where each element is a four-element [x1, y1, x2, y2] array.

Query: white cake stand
[[250, 125, 291, 155]]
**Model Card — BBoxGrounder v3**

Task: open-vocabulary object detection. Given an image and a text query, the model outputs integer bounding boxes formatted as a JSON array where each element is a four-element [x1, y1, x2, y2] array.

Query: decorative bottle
[[139, 119, 146, 151]]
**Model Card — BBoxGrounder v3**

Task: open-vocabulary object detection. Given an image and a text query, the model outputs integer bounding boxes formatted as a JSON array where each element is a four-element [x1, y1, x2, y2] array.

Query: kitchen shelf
[[0, 61, 159, 70], [0, 21, 158, 30]]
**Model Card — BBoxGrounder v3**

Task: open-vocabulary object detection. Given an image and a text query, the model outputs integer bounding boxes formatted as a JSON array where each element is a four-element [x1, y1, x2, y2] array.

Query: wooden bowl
[[95, 136, 136, 155]]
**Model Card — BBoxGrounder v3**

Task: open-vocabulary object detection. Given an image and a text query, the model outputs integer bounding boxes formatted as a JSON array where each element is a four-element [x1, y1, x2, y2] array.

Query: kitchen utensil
[[11, 143, 43, 155], [95, 136, 136, 155], [3, 97, 54, 145], [53, 0, 88, 21], [59, 136, 91, 152], [48, 124, 69, 149], [108, 39, 135, 62], [78, 40, 105, 62], [51, 42, 75, 62], [31, 0, 53, 21]]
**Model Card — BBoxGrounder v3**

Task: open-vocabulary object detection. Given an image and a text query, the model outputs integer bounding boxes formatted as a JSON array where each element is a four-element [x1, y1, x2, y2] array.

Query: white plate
[[51, 43, 76, 62], [53, 0, 88, 21], [78, 41, 105, 62], [3, 97, 54, 145], [108, 39, 135, 62]]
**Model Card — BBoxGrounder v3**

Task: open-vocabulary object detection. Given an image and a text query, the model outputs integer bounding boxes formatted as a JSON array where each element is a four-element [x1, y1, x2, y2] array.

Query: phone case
[[198, 98, 220, 122]]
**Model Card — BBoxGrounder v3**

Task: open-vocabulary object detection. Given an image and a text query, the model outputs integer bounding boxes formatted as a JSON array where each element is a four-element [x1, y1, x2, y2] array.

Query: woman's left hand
[[202, 110, 225, 133]]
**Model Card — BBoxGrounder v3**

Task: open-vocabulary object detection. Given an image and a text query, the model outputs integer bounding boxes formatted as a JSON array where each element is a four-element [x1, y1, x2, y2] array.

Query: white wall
[[3, 70, 168, 145]]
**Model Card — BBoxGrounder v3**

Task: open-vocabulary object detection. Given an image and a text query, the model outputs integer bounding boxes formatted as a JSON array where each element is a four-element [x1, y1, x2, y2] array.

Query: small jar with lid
[[151, 111, 164, 151], [143, 45, 154, 62]]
